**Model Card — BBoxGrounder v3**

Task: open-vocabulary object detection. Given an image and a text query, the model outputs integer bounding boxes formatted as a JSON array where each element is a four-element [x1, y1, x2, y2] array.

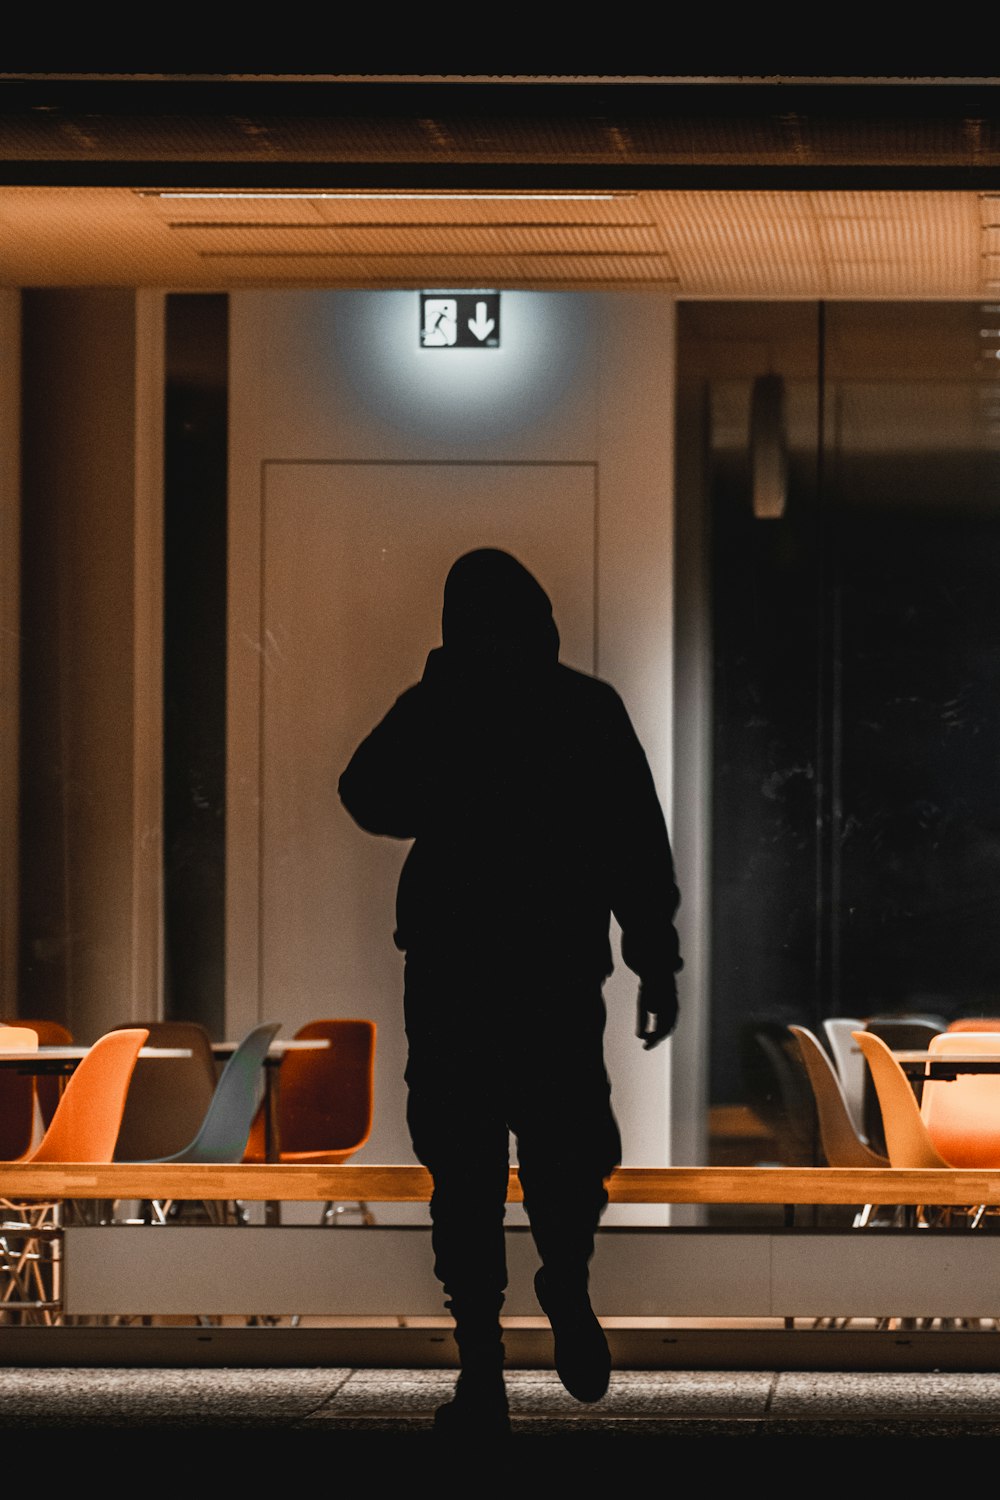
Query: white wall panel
[[66, 1228, 1000, 1321], [259, 459, 596, 1167]]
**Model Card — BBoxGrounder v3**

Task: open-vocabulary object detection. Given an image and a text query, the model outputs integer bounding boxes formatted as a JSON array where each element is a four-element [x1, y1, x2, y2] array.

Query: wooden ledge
[[3, 1164, 1000, 1206]]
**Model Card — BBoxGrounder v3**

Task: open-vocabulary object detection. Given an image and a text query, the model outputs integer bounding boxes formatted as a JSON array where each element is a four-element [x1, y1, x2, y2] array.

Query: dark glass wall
[[163, 294, 228, 1037], [677, 301, 1000, 1157]]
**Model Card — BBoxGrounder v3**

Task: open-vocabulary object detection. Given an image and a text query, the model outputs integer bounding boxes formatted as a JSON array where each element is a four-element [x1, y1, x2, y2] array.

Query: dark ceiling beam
[[4, 77, 1000, 189], [6, 163, 1000, 191], [2, 76, 1000, 114]]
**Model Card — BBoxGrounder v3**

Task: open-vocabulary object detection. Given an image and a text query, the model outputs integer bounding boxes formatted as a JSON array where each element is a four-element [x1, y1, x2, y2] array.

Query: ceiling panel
[[2, 77, 999, 299], [0, 185, 994, 298]]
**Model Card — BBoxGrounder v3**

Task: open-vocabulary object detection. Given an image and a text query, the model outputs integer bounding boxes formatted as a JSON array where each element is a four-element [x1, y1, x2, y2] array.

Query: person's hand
[[636, 977, 679, 1050]]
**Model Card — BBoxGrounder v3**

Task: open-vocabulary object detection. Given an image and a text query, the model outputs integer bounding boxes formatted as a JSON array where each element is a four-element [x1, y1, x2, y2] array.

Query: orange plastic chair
[[948, 1018, 1000, 1033], [852, 1030, 950, 1170], [860, 1019, 945, 1153], [21, 1027, 149, 1165], [789, 1026, 889, 1171], [789, 1025, 890, 1237], [919, 1031, 1000, 1169], [0, 1028, 148, 1322], [852, 1028, 965, 1233], [243, 1018, 376, 1225]]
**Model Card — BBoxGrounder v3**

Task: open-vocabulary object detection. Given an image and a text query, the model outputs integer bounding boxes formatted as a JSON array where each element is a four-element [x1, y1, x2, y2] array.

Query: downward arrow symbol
[[468, 301, 495, 341]]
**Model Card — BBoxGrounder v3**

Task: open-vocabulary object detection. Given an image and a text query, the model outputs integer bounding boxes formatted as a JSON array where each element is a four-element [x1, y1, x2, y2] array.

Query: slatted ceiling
[[155, 196, 651, 228], [170, 217, 660, 234], [162, 208, 656, 231], [0, 187, 163, 286], [159, 197, 332, 226], [190, 257, 680, 292], [821, 214, 958, 265], [652, 191, 989, 300], [664, 198, 827, 298], [304, 200, 652, 228], [173, 223, 673, 258], [0, 183, 997, 295], [814, 192, 976, 233], [821, 194, 982, 298]]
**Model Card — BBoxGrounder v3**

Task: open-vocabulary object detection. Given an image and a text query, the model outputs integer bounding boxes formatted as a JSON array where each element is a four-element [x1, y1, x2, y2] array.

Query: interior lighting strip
[[147, 191, 630, 202]]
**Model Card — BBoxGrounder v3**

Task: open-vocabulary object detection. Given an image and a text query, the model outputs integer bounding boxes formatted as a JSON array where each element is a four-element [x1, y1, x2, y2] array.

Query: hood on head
[[441, 548, 560, 668]]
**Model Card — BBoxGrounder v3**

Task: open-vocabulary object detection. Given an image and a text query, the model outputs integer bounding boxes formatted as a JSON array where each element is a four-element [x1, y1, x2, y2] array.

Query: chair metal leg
[[321, 1200, 376, 1226], [0, 1199, 63, 1325], [157, 1198, 249, 1227], [0, 1229, 33, 1312]]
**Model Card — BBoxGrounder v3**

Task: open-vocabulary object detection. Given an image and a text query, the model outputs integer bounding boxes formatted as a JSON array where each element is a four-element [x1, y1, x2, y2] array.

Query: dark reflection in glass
[[163, 294, 228, 1037], [678, 301, 1000, 1188]]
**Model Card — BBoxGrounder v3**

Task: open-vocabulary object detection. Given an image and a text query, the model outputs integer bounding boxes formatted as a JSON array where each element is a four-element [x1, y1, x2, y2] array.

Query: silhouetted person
[[339, 548, 682, 1438]]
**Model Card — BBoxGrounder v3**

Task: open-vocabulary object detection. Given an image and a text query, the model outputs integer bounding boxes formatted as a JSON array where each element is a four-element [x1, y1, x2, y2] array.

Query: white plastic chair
[[821, 1018, 868, 1138]]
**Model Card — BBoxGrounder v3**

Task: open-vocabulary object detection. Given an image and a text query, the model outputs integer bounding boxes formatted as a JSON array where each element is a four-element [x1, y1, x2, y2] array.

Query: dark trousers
[[403, 961, 623, 1313]]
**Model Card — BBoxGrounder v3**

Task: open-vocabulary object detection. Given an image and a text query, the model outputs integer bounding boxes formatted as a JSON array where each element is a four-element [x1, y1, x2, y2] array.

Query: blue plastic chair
[[117, 1021, 281, 1225]]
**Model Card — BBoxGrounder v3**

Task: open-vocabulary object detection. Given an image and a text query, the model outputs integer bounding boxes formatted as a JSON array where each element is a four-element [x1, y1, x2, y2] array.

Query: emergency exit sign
[[420, 293, 500, 349]]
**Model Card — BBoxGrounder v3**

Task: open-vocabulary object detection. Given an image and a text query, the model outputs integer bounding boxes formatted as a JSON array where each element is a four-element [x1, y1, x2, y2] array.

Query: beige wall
[[17, 290, 162, 1039], [228, 290, 683, 1204], [0, 292, 20, 1016]]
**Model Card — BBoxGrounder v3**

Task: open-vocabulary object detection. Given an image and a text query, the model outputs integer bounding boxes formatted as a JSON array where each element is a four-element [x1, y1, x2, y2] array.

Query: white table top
[[893, 1049, 1000, 1065], [0, 1045, 192, 1063], [210, 1038, 330, 1056], [0, 1039, 330, 1069]]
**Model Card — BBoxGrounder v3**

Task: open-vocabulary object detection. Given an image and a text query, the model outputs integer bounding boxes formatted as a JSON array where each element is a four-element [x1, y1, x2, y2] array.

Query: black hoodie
[[338, 548, 682, 986]]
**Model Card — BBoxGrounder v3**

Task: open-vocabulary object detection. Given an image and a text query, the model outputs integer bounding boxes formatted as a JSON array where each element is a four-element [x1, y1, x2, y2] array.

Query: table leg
[[264, 1060, 282, 1226]]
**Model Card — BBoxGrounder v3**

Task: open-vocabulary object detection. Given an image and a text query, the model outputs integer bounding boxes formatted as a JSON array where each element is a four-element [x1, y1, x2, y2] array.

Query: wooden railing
[[3, 1163, 1000, 1207]]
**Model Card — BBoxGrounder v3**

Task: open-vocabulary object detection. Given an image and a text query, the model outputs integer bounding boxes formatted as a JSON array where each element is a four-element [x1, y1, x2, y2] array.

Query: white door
[[259, 459, 597, 1166]]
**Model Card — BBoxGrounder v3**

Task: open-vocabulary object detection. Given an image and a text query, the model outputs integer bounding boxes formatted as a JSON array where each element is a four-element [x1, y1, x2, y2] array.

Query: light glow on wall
[[326, 290, 591, 445]]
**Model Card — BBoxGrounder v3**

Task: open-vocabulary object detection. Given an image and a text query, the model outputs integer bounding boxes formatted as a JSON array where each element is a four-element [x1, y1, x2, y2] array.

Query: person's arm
[[338, 684, 427, 839], [604, 692, 683, 1049]]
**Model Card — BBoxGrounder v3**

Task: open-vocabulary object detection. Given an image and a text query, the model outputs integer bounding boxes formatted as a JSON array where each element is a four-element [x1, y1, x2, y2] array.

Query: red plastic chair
[[243, 1018, 376, 1224]]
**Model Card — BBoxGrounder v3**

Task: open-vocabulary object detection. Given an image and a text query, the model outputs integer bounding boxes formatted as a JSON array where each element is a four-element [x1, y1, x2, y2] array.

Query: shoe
[[534, 1267, 611, 1404], [434, 1373, 511, 1438]]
